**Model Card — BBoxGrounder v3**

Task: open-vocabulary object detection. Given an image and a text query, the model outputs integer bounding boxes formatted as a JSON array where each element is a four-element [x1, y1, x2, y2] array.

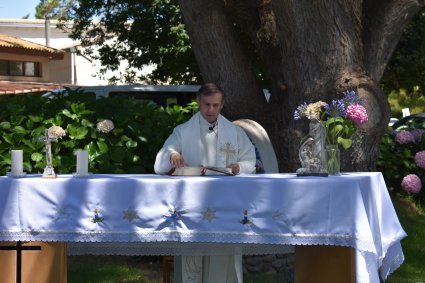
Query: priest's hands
[[228, 163, 240, 175], [170, 152, 187, 168]]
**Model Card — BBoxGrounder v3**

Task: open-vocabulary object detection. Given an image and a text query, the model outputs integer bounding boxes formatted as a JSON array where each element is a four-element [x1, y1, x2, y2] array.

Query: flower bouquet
[[294, 90, 368, 174]]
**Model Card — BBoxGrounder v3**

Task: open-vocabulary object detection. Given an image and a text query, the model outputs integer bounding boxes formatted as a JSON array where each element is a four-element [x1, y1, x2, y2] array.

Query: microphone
[[209, 123, 217, 131]]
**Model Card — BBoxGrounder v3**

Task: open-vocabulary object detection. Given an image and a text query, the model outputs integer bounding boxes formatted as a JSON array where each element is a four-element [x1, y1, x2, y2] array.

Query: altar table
[[0, 172, 406, 283]]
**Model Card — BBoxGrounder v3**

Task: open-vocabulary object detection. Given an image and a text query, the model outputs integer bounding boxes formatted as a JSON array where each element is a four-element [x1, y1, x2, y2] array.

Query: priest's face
[[197, 92, 224, 124]]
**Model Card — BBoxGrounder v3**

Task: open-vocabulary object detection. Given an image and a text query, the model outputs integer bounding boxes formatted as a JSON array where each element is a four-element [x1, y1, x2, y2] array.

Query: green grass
[[68, 255, 162, 283], [387, 196, 425, 283]]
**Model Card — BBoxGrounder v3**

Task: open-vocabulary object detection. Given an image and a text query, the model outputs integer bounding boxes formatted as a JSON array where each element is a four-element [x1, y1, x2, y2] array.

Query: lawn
[[387, 196, 425, 283]]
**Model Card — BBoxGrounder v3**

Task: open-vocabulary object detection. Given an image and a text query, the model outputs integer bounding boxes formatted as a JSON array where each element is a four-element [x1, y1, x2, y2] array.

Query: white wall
[[0, 19, 111, 86]]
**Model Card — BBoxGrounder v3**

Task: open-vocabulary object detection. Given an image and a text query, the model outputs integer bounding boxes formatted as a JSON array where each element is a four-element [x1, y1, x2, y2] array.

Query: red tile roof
[[0, 81, 66, 95], [0, 33, 65, 60]]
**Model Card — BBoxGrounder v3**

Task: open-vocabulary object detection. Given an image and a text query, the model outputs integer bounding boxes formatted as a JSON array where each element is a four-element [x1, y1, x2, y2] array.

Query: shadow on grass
[[387, 196, 425, 283], [68, 255, 162, 283]]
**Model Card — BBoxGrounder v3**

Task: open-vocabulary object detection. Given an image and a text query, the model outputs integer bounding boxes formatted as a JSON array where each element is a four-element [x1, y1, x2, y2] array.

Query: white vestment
[[154, 112, 256, 283], [154, 112, 256, 174]]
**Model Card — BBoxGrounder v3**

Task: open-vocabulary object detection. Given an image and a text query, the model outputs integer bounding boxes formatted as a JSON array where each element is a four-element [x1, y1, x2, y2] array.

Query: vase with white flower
[[294, 90, 368, 175]]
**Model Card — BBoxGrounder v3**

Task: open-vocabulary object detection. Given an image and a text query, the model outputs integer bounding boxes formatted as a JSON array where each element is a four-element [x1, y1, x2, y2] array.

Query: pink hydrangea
[[415, 150, 425, 169], [346, 104, 368, 126], [411, 129, 425, 142], [395, 131, 415, 144], [401, 174, 422, 194]]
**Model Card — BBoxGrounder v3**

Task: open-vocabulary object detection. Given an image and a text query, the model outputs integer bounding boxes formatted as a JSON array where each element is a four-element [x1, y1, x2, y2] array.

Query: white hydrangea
[[48, 125, 66, 138], [96, 119, 114, 133]]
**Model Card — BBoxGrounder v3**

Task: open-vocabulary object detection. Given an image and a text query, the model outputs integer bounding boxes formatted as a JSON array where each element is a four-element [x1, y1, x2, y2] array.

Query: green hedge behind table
[[0, 89, 197, 175]]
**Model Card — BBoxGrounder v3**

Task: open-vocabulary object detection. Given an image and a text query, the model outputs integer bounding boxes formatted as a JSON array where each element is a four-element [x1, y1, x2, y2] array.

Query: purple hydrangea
[[411, 129, 425, 142], [346, 104, 368, 126], [395, 131, 415, 144], [415, 150, 425, 169], [401, 174, 422, 194]]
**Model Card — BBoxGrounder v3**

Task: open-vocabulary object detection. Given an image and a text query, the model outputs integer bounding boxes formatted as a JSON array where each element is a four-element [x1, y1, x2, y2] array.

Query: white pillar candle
[[11, 150, 23, 175], [76, 150, 88, 175]]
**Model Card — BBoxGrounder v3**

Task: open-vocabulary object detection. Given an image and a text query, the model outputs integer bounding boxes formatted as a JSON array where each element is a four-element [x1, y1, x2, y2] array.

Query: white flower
[[96, 119, 114, 133], [48, 125, 66, 138]]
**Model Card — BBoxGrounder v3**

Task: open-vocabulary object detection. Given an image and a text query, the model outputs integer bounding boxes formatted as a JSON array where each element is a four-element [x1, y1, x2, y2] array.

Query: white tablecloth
[[0, 172, 406, 282]]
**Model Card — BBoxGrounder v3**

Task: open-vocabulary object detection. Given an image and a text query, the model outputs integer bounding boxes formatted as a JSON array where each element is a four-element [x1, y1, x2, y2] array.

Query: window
[[0, 60, 41, 77]]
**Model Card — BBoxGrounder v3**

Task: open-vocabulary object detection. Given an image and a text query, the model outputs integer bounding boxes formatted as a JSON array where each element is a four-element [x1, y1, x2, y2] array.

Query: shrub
[[0, 88, 197, 175], [377, 127, 425, 204]]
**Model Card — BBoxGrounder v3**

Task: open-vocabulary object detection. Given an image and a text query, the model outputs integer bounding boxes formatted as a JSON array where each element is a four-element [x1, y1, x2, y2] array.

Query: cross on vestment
[[38, 129, 58, 177], [0, 241, 41, 283], [220, 142, 236, 166]]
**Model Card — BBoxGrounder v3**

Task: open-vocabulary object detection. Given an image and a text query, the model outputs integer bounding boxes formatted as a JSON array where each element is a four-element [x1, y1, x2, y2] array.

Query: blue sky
[[0, 0, 41, 19]]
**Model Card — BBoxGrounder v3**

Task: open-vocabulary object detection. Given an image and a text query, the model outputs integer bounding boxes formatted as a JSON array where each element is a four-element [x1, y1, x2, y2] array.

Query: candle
[[11, 150, 23, 175], [75, 150, 88, 176]]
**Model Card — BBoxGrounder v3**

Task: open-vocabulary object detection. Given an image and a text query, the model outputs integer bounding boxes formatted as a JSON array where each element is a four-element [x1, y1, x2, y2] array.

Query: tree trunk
[[179, 0, 425, 172]]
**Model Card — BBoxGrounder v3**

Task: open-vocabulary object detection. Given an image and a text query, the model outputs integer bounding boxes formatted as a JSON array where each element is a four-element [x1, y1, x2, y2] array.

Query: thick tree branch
[[363, 0, 425, 81]]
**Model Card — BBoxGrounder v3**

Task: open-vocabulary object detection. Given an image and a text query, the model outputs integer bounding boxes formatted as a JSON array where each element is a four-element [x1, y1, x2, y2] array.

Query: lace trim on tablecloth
[[0, 230, 375, 252], [379, 241, 405, 280], [0, 230, 376, 253], [67, 242, 295, 256]]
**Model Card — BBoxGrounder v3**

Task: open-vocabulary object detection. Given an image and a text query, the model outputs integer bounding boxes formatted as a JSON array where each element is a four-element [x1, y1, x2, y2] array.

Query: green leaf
[[126, 140, 138, 148], [97, 141, 109, 153], [62, 109, 78, 120], [68, 126, 88, 140], [13, 126, 26, 134], [0, 122, 11, 129], [337, 137, 352, 149]]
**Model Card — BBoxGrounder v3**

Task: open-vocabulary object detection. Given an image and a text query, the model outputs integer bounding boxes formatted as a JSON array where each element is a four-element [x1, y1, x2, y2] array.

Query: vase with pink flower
[[294, 90, 368, 175]]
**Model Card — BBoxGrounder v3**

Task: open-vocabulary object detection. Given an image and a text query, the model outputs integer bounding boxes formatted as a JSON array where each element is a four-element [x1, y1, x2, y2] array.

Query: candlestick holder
[[39, 129, 58, 178]]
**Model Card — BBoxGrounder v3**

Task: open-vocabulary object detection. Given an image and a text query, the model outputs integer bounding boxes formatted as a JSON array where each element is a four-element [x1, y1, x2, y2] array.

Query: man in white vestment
[[154, 83, 256, 283]]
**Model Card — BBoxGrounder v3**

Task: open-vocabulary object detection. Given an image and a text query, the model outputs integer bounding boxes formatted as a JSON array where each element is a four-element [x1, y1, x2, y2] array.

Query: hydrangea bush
[[0, 89, 197, 175], [377, 127, 425, 204]]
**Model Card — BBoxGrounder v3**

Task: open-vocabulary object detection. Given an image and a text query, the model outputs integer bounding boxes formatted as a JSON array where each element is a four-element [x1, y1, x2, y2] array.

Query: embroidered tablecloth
[[0, 172, 406, 282]]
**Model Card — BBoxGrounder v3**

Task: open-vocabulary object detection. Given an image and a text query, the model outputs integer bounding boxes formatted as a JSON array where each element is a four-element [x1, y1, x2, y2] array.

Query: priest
[[154, 83, 256, 283], [154, 83, 256, 175]]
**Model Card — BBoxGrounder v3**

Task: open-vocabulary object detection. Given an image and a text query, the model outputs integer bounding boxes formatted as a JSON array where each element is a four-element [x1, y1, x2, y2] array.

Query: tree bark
[[179, 0, 425, 172]]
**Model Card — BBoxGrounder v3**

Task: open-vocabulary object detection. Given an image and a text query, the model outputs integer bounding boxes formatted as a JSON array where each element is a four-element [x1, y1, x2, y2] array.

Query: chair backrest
[[233, 119, 279, 173]]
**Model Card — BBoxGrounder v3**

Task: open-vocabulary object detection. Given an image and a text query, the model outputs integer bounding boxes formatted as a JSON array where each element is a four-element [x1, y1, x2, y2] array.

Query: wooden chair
[[233, 119, 279, 173]]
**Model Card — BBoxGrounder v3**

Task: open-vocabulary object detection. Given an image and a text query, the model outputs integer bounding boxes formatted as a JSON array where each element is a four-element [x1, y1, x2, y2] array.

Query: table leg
[[295, 246, 355, 283]]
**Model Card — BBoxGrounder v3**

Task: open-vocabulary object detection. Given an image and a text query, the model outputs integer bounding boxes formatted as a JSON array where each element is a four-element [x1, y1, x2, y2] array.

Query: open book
[[169, 166, 234, 176]]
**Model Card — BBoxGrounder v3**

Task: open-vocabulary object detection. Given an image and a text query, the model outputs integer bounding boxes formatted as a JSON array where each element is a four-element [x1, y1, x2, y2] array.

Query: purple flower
[[401, 174, 422, 194], [324, 99, 346, 118], [346, 104, 368, 126], [395, 131, 415, 144], [411, 129, 425, 142], [342, 90, 365, 105], [294, 102, 308, 120], [415, 150, 425, 169]]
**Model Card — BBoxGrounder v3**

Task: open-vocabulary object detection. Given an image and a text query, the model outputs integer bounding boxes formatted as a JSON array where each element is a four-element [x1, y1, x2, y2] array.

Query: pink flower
[[346, 104, 368, 126], [415, 150, 425, 169], [401, 174, 422, 194], [411, 129, 425, 142], [395, 131, 415, 144]]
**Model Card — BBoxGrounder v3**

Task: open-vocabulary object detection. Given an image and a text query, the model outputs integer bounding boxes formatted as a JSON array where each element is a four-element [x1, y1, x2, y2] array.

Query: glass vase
[[326, 145, 340, 175]]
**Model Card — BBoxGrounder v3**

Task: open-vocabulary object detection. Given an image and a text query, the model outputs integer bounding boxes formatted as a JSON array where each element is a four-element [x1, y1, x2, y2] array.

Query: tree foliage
[[59, 0, 200, 84], [36, 0, 75, 19], [382, 8, 425, 95]]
